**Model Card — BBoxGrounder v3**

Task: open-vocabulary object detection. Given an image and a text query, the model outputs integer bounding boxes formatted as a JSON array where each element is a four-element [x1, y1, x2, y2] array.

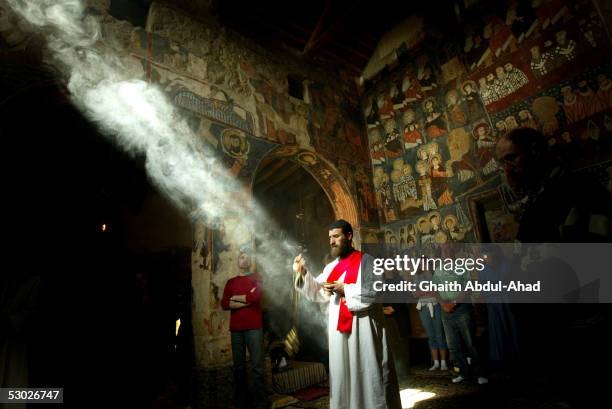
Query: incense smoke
[[5, 0, 329, 350]]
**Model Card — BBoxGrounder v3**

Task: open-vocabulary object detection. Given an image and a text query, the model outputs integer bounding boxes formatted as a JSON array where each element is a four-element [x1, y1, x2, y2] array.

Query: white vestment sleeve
[[294, 265, 333, 303], [344, 253, 380, 312]]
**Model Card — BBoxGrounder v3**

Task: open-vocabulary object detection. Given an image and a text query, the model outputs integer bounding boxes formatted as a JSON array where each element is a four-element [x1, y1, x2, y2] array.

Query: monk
[[293, 220, 402, 409]]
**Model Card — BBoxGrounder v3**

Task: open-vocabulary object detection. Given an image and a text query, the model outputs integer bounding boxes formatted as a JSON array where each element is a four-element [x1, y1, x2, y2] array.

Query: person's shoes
[[428, 363, 440, 371], [440, 362, 448, 371], [452, 375, 465, 384], [477, 377, 489, 385]]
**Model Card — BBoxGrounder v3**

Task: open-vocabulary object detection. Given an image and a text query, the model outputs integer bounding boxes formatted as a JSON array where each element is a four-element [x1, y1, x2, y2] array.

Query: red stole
[[326, 250, 362, 334]]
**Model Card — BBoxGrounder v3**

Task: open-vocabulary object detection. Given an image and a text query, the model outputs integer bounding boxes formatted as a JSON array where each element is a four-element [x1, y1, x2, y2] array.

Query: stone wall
[[0, 0, 379, 368], [82, 0, 373, 368]]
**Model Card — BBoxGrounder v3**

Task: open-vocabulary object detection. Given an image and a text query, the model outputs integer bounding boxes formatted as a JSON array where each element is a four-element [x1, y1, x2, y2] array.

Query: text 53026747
[[0, 388, 63, 403]]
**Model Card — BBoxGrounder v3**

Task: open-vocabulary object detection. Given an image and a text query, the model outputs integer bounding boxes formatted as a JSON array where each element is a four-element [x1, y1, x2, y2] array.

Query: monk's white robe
[[295, 253, 402, 409]]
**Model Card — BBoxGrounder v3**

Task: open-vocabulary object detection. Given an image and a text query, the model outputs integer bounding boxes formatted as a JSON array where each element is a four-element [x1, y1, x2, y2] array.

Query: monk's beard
[[330, 241, 351, 258]]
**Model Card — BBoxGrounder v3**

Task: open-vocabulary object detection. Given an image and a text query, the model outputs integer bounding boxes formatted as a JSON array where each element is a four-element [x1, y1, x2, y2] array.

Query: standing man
[[495, 127, 611, 407], [221, 247, 267, 409], [434, 246, 487, 385], [293, 220, 402, 409], [495, 127, 611, 242]]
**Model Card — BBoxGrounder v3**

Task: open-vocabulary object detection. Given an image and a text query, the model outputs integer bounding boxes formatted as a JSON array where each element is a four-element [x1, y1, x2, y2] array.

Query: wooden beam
[[263, 24, 309, 46], [303, 0, 332, 54], [255, 23, 360, 75], [304, 15, 345, 55], [317, 48, 363, 74], [290, 20, 372, 61], [325, 39, 371, 62]]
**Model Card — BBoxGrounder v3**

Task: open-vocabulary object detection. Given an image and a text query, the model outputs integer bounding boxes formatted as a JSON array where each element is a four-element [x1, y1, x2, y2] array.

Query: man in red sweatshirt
[[221, 247, 266, 409]]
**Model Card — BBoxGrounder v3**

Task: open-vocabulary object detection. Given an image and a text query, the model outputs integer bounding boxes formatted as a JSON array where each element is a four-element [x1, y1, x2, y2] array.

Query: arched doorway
[[251, 147, 360, 363], [252, 155, 334, 362], [253, 156, 335, 276], [252, 146, 361, 247]]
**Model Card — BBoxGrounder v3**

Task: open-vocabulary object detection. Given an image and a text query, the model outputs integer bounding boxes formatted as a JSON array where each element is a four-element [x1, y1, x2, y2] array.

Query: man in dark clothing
[[495, 127, 611, 242], [221, 247, 266, 409], [496, 128, 611, 407], [382, 270, 411, 383]]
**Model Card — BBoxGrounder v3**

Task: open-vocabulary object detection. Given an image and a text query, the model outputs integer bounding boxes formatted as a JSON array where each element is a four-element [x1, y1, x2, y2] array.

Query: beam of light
[[175, 319, 181, 337], [399, 388, 436, 409], [6, 0, 330, 349]]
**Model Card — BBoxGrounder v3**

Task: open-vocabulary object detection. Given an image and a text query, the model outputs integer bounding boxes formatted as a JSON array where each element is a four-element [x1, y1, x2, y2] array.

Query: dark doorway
[[253, 156, 335, 363]]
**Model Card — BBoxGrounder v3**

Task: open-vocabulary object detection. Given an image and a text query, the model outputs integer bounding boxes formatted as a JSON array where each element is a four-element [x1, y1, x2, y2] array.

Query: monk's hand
[[324, 281, 344, 296], [293, 254, 307, 277], [383, 306, 395, 315]]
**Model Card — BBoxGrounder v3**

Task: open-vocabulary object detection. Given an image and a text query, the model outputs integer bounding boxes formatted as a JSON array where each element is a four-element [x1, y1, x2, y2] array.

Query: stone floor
[[194, 364, 577, 409], [276, 366, 574, 409], [392, 366, 572, 409]]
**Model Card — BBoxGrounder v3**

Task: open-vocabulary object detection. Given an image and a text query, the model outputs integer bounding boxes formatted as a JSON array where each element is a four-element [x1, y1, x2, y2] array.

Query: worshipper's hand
[[323, 281, 344, 296], [293, 254, 307, 277], [231, 295, 247, 303], [229, 300, 249, 309], [383, 306, 395, 315]]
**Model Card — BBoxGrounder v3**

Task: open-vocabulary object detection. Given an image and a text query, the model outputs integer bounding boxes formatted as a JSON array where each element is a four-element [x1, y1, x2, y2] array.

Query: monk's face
[[329, 228, 352, 258], [495, 137, 528, 190]]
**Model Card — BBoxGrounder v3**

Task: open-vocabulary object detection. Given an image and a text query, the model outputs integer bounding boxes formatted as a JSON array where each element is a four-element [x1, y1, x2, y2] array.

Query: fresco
[[144, 3, 369, 164], [379, 201, 476, 247], [308, 81, 370, 166], [490, 62, 612, 154], [362, 0, 612, 241], [365, 66, 496, 230], [174, 90, 255, 134], [462, 1, 591, 71], [132, 5, 378, 228], [470, 2, 610, 112]]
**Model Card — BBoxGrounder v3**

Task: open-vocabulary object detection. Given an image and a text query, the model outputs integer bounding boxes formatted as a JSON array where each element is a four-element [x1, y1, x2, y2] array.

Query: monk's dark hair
[[329, 219, 353, 236], [505, 127, 548, 156]]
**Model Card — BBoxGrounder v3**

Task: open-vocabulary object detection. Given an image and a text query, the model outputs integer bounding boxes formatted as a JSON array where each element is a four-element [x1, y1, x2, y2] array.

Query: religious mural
[[463, 1, 610, 114], [364, 55, 494, 240], [490, 61, 612, 155], [362, 0, 612, 243], [174, 90, 255, 135], [380, 201, 475, 247], [80, 1, 380, 369], [134, 4, 379, 228]]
